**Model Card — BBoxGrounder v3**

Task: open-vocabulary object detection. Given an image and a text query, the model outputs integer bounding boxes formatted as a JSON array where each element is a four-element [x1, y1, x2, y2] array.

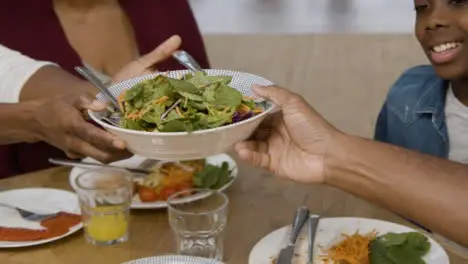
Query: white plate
[[69, 154, 238, 209], [122, 255, 223, 264], [249, 217, 450, 264], [0, 188, 82, 248]]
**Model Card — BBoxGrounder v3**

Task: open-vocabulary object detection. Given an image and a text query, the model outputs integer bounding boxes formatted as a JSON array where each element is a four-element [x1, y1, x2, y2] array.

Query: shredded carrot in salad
[[126, 112, 140, 120], [239, 103, 251, 112], [321, 230, 377, 264], [119, 93, 172, 120], [117, 91, 126, 112], [154, 96, 169, 104], [252, 108, 263, 114]]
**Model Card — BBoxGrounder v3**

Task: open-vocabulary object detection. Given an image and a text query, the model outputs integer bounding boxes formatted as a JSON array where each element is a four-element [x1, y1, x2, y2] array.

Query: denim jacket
[[374, 65, 449, 159]]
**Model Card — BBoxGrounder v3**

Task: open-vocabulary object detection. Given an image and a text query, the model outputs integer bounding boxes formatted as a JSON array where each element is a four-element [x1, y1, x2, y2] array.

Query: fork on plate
[[0, 202, 58, 222]]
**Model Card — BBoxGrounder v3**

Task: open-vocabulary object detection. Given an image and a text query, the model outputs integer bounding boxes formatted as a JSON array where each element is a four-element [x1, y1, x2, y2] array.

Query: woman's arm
[[327, 134, 468, 246]]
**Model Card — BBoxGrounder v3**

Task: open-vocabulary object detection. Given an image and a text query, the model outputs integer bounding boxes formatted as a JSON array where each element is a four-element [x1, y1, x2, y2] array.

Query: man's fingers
[[65, 151, 85, 160], [235, 141, 269, 153], [70, 118, 126, 151], [72, 94, 107, 112], [137, 35, 182, 70], [64, 136, 114, 162], [252, 85, 305, 109], [64, 136, 130, 164], [68, 100, 126, 151], [235, 147, 271, 170], [234, 141, 271, 170], [253, 128, 271, 141], [84, 100, 107, 112]]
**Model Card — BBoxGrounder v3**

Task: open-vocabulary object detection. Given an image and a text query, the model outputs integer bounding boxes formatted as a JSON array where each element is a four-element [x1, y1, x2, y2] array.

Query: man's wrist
[[2, 101, 44, 144], [323, 132, 356, 187], [21, 100, 44, 143], [19, 65, 98, 102]]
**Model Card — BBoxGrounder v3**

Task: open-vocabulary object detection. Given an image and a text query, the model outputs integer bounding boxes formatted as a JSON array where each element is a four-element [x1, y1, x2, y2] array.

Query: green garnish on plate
[[193, 161, 232, 190], [370, 232, 431, 264]]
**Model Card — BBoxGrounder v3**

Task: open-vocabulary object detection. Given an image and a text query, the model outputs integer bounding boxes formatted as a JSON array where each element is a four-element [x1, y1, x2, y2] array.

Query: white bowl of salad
[[88, 69, 275, 160]]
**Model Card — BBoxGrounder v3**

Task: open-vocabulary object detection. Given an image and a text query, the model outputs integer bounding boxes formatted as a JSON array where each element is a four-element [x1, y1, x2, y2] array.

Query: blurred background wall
[[188, 0, 428, 137]]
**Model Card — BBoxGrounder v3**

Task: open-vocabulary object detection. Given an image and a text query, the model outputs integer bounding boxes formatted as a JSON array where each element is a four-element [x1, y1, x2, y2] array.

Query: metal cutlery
[[161, 98, 182, 120], [277, 206, 310, 264], [49, 158, 195, 175], [75, 66, 126, 127], [307, 214, 320, 264], [75, 66, 123, 114], [172, 50, 206, 74], [48, 158, 152, 175], [0, 202, 58, 222], [102, 116, 121, 127]]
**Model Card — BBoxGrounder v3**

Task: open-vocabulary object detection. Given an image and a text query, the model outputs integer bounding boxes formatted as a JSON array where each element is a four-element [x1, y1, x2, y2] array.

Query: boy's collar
[[415, 77, 449, 115]]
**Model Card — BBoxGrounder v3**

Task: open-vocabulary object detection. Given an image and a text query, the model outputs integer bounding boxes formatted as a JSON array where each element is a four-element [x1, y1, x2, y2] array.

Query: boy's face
[[415, 0, 468, 80]]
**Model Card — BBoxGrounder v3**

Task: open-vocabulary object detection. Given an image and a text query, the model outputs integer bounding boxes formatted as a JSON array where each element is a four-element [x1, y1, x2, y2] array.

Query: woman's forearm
[[326, 134, 468, 246]]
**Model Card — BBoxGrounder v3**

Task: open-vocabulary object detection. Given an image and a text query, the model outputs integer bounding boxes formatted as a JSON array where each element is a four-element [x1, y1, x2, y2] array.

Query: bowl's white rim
[[88, 70, 276, 137]]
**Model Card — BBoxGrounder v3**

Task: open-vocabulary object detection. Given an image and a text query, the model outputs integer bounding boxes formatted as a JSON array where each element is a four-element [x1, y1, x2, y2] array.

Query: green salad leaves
[[370, 232, 431, 264], [119, 71, 263, 132]]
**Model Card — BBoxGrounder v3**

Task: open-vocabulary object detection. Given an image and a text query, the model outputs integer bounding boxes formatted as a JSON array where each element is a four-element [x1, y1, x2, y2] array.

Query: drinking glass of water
[[167, 189, 229, 261]]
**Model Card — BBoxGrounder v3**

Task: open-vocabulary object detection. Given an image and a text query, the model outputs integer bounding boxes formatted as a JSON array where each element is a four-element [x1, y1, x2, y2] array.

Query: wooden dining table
[[1, 155, 467, 264]]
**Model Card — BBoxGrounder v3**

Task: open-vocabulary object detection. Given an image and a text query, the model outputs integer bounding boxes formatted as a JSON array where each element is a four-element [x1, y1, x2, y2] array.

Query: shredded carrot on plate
[[321, 230, 377, 264]]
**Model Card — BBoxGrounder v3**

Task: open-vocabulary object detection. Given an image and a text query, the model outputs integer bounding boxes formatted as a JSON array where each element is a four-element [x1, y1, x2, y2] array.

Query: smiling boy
[[375, 0, 468, 165]]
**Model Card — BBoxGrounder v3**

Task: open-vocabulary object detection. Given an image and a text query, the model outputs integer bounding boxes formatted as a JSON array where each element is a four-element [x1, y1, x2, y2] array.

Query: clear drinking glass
[[75, 168, 133, 246], [167, 189, 229, 261]]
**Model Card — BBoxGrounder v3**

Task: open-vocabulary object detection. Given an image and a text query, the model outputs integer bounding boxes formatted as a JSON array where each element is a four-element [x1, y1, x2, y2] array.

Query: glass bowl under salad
[[88, 69, 275, 160]]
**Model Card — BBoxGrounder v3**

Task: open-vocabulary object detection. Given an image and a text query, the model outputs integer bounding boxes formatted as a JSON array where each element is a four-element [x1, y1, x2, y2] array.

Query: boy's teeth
[[432, 42, 461, 53]]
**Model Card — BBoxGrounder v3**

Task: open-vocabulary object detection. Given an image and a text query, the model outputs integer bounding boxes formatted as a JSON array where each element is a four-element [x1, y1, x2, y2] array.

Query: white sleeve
[[0, 44, 58, 103]]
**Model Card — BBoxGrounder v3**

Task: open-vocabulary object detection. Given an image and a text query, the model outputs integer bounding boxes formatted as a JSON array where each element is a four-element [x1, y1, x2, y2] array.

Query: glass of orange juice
[[75, 168, 133, 246]]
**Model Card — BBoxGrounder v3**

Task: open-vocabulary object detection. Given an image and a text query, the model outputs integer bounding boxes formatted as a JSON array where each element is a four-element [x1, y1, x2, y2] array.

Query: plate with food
[[0, 188, 82, 248], [88, 69, 275, 160], [249, 217, 450, 264], [69, 153, 238, 209]]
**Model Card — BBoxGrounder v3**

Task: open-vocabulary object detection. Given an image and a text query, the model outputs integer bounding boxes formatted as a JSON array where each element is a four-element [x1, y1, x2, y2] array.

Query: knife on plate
[[276, 206, 310, 264], [48, 158, 152, 175], [307, 214, 321, 264]]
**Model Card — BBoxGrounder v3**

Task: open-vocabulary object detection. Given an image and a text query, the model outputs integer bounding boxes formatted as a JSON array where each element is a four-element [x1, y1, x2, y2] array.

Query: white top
[[445, 86, 468, 164], [0, 44, 58, 103], [441, 86, 468, 252]]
